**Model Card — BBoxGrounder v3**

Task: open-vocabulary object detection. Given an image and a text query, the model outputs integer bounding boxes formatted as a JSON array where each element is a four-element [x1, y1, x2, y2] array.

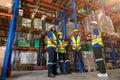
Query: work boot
[[97, 73, 108, 77], [53, 72, 60, 75], [48, 74, 55, 78]]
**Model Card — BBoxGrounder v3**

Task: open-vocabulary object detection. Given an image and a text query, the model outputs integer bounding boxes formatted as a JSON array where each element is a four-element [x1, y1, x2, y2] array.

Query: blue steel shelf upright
[[1, 0, 19, 80]]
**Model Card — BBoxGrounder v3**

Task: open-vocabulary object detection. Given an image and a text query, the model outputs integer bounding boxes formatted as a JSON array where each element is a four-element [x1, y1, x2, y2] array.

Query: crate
[[18, 39, 30, 47], [33, 39, 40, 48]]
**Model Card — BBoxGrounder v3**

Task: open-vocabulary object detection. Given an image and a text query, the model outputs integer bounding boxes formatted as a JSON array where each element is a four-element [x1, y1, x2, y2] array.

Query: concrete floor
[[7, 69, 120, 80]]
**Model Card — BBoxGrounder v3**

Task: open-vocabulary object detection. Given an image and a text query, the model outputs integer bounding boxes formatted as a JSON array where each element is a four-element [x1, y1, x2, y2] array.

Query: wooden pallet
[[84, 69, 96, 72], [106, 66, 115, 70], [106, 63, 115, 70], [15, 64, 37, 71]]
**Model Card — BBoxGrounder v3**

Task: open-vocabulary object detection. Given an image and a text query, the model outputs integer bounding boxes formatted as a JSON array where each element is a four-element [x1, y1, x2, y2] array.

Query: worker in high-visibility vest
[[91, 21, 108, 77], [70, 29, 83, 72], [57, 32, 71, 74], [47, 25, 58, 77]]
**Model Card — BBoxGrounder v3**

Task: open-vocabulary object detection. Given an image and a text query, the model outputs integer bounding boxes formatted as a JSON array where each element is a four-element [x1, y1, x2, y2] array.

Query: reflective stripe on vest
[[92, 35, 103, 46], [47, 32, 57, 47], [58, 39, 66, 53], [95, 58, 103, 62], [71, 36, 81, 50], [65, 60, 70, 62]]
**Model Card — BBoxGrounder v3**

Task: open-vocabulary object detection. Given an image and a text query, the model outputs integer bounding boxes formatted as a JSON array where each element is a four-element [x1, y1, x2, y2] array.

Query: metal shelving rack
[[0, 0, 118, 79], [104, 38, 120, 67], [1, 0, 19, 80]]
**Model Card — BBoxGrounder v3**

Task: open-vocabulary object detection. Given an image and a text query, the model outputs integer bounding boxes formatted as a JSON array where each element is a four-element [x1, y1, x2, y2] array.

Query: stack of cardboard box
[[0, 46, 6, 76], [0, 0, 13, 13], [82, 10, 115, 37]]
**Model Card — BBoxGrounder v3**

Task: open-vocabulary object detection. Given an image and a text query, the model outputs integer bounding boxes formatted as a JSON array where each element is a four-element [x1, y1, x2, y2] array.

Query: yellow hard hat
[[74, 29, 78, 32], [58, 32, 62, 35]]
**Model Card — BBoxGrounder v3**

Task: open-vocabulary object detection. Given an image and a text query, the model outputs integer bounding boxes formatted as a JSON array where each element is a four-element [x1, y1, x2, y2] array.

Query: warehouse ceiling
[[0, 0, 120, 28]]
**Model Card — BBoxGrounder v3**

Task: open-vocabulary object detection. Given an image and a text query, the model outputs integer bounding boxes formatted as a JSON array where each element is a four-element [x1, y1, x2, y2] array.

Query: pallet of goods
[[0, 0, 13, 13], [0, 46, 6, 76], [82, 51, 96, 72], [15, 51, 37, 70], [82, 10, 116, 39]]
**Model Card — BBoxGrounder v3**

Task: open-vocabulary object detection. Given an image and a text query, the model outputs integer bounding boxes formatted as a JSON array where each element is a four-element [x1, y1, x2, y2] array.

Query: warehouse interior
[[0, 0, 120, 80]]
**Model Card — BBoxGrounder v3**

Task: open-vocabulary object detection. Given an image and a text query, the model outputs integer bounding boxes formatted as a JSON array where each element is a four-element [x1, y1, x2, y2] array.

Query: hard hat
[[74, 29, 78, 32], [91, 21, 98, 25], [49, 25, 55, 29], [58, 32, 62, 35]]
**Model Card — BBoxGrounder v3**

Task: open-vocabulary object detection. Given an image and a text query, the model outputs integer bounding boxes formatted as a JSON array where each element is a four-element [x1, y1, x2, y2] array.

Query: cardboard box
[[22, 18, 31, 28], [82, 10, 115, 37], [33, 18, 42, 29], [0, 0, 13, 9], [0, 46, 6, 59], [33, 39, 40, 48], [18, 39, 30, 47], [0, 46, 6, 76]]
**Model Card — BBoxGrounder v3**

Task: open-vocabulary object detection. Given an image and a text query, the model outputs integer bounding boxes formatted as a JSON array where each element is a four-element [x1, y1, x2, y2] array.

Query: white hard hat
[[91, 21, 98, 25], [49, 25, 55, 29]]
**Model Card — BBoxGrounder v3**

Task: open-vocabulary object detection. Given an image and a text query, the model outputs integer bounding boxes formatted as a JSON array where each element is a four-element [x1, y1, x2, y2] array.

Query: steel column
[[109, 39, 117, 67], [72, 0, 78, 29], [54, 13, 58, 26], [1, 0, 19, 80], [63, 7, 67, 39], [12, 32, 18, 70], [59, 12, 63, 32]]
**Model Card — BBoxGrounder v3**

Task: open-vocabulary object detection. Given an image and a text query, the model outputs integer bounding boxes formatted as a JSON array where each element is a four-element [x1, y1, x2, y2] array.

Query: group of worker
[[47, 21, 108, 78]]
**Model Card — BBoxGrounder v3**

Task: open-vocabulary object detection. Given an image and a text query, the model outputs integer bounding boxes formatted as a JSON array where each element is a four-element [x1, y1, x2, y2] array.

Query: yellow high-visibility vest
[[47, 32, 57, 48], [58, 39, 66, 53], [71, 36, 81, 50], [92, 31, 104, 46]]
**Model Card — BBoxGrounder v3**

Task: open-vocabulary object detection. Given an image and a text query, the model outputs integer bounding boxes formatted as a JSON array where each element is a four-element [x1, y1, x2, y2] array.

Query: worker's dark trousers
[[58, 52, 71, 73], [65, 52, 71, 73], [93, 47, 106, 74], [73, 50, 83, 71], [59, 53, 65, 73], [48, 47, 57, 75]]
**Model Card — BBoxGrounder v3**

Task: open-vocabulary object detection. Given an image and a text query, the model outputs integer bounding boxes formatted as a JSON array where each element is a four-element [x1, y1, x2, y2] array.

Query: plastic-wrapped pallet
[[22, 18, 31, 28], [20, 51, 37, 64], [0, 46, 6, 76], [46, 23, 53, 31], [33, 18, 42, 29], [82, 51, 96, 71], [0, 0, 13, 13], [82, 10, 115, 37], [66, 22, 83, 36]]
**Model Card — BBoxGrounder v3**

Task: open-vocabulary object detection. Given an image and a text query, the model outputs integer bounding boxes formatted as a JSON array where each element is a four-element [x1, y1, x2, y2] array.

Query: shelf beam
[[26, 0, 64, 12], [1, 0, 19, 79], [12, 47, 38, 51], [41, 0, 63, 9], [80, 0, 114, 16], [0, 12, 12, 19]]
